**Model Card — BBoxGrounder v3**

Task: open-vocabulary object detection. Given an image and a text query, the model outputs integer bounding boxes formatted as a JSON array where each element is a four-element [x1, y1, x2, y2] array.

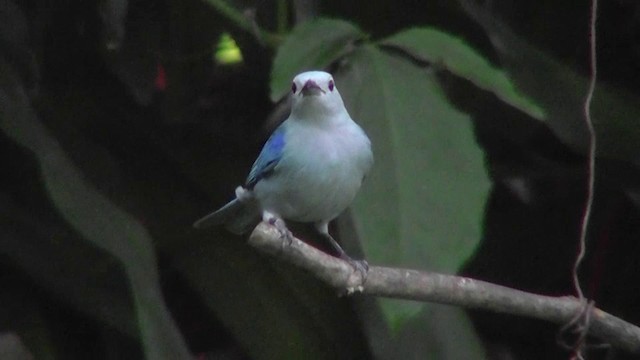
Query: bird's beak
[[301, 80, 325, 96]]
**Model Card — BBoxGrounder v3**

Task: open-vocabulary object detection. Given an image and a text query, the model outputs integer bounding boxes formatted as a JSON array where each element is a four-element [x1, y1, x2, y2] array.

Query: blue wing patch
[[246, 126, 286, 188]]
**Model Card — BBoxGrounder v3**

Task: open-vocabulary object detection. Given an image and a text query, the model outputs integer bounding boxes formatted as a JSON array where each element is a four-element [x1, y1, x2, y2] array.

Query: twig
[[561, 1, 599, 357], [572, 0, 598, 303], [249, 222, 640, 354]]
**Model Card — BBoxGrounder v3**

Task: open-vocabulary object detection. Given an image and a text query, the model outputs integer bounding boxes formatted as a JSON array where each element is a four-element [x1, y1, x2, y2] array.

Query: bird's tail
[[193, 198, 260, 234]]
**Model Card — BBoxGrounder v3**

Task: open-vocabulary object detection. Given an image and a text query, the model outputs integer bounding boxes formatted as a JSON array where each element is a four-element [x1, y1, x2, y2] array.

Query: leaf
[[0, 292, 55, 360], [171, 235, 368, 359], [334, 44, 489, 343], [393, 305, 487, 359], [381, 27, 545, 121], [460, 1, 640, 164], [0, 63, 191, 359], [337, 44, 489, 274], [1, 212, 138, 340], [270, 18, 365, 101], [0, 333, 35, 360]]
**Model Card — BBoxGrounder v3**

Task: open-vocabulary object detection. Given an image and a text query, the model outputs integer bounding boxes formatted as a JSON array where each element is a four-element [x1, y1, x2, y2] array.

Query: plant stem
[[276, 0, 288, 35]]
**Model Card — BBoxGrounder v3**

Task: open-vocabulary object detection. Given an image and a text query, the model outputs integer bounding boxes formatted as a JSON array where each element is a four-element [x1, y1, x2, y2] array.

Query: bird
[[194, 70, 373, 272]]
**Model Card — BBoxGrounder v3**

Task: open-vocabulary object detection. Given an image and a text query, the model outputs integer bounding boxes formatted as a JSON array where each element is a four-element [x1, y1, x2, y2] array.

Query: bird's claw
[[268, 217, 294, 248], [341, 255, 369, 282]]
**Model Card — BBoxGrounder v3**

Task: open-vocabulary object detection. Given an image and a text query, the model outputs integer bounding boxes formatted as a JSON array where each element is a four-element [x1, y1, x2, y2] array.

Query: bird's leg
[[315, 222, 369, 278], [263, 211, 294, 247]]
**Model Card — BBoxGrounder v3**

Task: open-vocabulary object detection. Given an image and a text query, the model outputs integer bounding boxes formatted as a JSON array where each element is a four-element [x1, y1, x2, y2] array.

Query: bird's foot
[[340, 254, 369, 282], [267, 217, 294, 248], [317, 229, 369, 284]]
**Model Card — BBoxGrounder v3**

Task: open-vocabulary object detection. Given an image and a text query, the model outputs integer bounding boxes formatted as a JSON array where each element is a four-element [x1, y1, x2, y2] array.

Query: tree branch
[[248, 222, 640, 354]]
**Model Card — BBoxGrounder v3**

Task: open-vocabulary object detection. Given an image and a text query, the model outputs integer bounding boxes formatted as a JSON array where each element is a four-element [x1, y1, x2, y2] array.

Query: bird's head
[[290, 71, 347, 121]]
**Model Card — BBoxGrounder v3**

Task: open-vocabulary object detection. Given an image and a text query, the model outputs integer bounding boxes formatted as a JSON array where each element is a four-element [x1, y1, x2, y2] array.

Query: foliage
[[2, 0, 640, 359]]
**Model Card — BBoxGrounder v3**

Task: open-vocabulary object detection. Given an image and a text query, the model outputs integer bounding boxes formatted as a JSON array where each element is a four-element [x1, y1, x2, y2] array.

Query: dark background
[[1, 0, 640, 359]]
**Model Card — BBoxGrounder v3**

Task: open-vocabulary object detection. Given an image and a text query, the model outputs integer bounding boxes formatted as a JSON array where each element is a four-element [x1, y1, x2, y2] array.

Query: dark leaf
[[271, 18, 365, 101]]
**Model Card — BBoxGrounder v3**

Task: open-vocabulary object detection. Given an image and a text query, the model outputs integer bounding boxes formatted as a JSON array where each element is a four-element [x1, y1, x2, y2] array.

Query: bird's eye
[[291, 82, 297, 93], [328, 80, 334, 91]]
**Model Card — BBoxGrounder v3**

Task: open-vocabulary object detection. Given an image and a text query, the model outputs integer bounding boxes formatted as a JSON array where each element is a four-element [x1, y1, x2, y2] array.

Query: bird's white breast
[[254, 116, 373, 223]]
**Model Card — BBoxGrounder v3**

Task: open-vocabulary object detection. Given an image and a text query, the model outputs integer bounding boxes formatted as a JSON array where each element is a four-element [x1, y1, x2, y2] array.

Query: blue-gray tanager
[[194, 71, 373, 270]]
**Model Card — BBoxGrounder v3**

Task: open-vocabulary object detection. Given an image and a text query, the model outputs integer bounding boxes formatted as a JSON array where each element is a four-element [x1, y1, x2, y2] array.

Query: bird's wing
[[246, 125, 286, 188]]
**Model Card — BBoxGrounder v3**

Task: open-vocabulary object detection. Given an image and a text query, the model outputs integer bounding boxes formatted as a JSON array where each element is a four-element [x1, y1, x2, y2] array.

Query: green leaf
[[337, 44, 489, 273], [270, 18, 365, 101], [381, 27, 545, 121], [0, 64, 191, 359], [461, 2, 640, 164], [334, 44, 489, 337], [393, 305, 487, 359], [215, 32, 243, 64]]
